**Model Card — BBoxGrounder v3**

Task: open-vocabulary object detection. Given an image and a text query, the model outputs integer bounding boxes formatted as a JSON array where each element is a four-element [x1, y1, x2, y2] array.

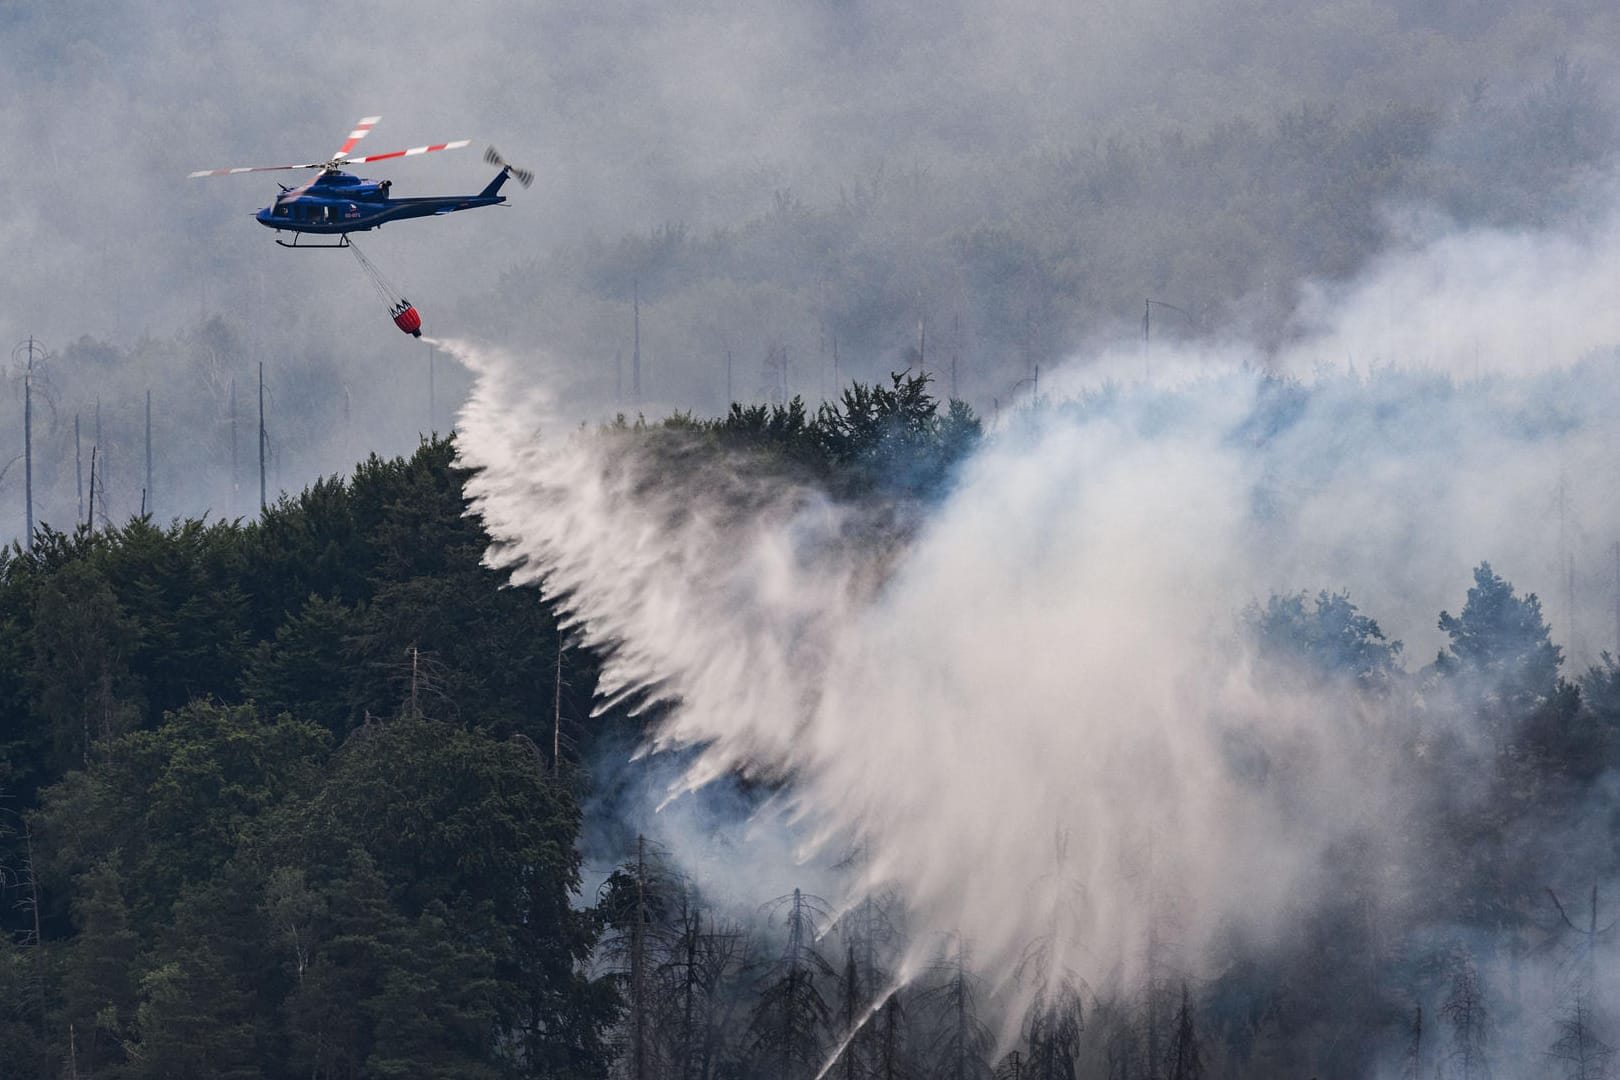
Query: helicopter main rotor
[[187, 116, 471, 179]]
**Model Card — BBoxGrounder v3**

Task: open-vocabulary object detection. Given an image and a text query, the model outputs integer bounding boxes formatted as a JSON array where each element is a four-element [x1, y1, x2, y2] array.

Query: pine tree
[[1164, 984, 1202, 1080], [1440, 951, 1488, 1080], [1549, 990, 1614, 1080], [921, 934, 991, 1080], [750, 888, 834, 1079]]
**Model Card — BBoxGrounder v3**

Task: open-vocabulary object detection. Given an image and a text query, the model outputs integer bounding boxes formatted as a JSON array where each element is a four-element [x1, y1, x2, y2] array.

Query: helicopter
[[188, 116, 533, 249]]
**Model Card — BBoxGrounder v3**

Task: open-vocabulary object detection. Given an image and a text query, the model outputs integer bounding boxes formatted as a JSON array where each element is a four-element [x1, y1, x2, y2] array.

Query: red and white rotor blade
[[333, 116, 381, 160], [342, 139, 471, 165], [187, 162, 324, 179]]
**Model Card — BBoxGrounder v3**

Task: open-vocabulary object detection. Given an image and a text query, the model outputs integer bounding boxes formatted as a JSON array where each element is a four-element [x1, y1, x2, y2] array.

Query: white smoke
[[1280, 188, 1620, 378], [443, 179, 1620, 1067]]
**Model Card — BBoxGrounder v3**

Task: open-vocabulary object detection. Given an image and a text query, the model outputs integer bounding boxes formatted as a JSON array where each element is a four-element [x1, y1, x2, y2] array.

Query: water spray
[[811, 976, 910, 1080]]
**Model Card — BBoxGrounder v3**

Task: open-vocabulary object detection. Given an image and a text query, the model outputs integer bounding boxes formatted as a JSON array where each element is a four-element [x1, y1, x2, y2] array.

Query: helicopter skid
[[275, 232, 353, 249]]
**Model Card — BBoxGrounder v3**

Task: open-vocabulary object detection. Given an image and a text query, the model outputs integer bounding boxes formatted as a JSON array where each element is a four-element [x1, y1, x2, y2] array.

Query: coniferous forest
[[5, 370, 1620, 1079], [10, 3, 1620, 1078]]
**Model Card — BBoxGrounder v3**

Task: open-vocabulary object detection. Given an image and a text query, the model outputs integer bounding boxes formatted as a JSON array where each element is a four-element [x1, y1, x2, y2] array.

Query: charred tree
[[628, 834, 649, 1080], [840, 940, 862, 1080], [994, 1051, 1025, 1080], [1441, 950, 1488, 1080], [1024, 981, 1083, 1080], [597, 836, 682, 1080], [1014, 832, 1086, 1080], [921, 934, 990, 1080], [875, 992, 908, 1080], [1550, 989, 1614, 1080], [750, 887, 833, 1079], [1164, 984, 1202, 1080], [1401, 1005, 1423, 1080]]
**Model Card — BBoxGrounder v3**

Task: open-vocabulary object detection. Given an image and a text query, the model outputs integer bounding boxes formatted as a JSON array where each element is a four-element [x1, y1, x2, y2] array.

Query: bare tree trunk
[[843, 941, 859, 1080], [956, 938, 968, 1080], [1401, 1005, 1422, 1080], [633, 834, 648, 1080], [553, 643, 563, 777], [24, 821, 46, 1042], [680, 911, 698, 1080], [879, 995, 901, 1080], [24, 367, 33, 551]]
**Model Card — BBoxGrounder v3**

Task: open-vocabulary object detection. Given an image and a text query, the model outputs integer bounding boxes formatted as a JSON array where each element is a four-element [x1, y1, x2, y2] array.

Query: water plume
[[813, 975, 913, 1080], [441, 193, 1620, 1065], [452, 334, 1256, 970]]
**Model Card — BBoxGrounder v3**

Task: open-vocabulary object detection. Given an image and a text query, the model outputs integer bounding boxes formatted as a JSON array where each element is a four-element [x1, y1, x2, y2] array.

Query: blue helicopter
[[189, 116, 533, 249]]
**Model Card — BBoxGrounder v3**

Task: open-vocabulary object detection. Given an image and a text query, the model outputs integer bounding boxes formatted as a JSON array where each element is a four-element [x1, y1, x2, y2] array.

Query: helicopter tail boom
[[479, 170, 513, 199]]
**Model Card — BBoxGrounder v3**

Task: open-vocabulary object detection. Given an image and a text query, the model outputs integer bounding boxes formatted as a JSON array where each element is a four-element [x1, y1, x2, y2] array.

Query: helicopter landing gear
[[274, 232, 352, 249]]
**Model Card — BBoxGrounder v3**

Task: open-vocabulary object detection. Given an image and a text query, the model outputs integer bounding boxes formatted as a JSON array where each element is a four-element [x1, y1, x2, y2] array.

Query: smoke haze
[[445, 158, 1620, 1068], [11, 1, 1620, 1071], [7, 0, 1620, 543]]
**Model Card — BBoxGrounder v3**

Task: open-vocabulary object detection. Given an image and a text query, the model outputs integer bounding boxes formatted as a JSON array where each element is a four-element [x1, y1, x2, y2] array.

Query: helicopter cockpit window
[[272, 205, 290, 219]]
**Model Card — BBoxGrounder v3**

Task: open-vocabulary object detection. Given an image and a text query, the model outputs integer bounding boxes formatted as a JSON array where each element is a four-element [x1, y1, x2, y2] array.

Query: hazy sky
[[6, 0, 1618, 348], [3, 0, 1620, 543]]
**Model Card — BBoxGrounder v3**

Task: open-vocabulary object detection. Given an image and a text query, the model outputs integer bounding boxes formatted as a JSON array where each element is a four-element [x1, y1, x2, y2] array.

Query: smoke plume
[[445, 177, 1620, 1073]]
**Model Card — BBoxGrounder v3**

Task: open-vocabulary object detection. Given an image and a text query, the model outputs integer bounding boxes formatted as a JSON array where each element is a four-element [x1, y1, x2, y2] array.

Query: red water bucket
[[392, 304, 423, 337]]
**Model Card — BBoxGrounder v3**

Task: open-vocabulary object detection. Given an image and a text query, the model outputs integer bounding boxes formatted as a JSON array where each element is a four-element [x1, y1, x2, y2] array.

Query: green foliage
[[134, 947, 257, 1080], [59, 860, 138, 1073], [1436, 561, 1564, 714], [0, 929, 48, 1077], [257, 717, 612, 1078], [0, 437, 620, 1077], [11, 398, 1620, 1079], [37, 701, 329, 932], [25, 558, 143, 775], [716, 397, 823, 470], [98, 517, 254, 721], [816, 372, 981, 497], [674, 370, 981, 501], [241, 593, 360, 735], [1246, 589, 1403, 690]]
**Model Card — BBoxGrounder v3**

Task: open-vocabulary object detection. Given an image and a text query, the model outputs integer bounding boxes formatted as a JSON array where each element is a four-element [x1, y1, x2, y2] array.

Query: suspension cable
[[348, 237, 406, 311]]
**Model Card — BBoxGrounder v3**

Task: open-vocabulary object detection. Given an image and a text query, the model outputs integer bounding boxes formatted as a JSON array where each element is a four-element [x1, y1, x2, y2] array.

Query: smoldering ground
[[441, 178, 1620, 1075]]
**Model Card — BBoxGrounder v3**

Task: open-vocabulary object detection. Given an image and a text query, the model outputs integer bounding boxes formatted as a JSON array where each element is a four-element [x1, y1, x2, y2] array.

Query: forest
[[4, 367, 1620, 1079], [8, 3, 1620, 1078]]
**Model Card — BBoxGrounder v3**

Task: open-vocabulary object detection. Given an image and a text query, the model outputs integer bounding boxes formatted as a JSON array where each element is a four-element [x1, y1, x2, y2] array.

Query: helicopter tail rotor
[[484, 146, 534, 188]]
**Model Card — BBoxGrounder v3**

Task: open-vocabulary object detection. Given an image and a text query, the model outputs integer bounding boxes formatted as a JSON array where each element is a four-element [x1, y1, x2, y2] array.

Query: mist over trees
[[476, 58, 1617, 408], [7, 0, 1620, 549]]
